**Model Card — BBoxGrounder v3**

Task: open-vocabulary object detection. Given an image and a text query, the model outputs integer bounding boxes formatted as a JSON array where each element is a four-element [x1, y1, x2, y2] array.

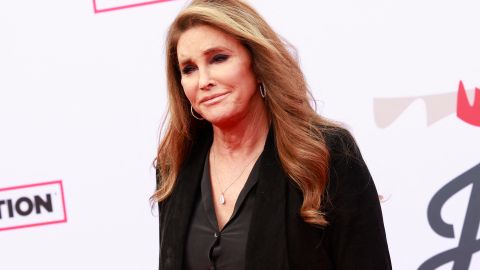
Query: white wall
[[1, 0, 479, 269]]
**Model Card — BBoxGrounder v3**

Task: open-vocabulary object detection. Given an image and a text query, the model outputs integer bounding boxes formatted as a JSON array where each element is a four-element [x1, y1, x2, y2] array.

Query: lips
[[200, 92, 230, 105]]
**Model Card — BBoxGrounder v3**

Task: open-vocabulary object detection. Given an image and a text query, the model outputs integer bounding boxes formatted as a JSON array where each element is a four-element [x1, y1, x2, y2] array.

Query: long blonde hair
[[154, 0, 339, 226]]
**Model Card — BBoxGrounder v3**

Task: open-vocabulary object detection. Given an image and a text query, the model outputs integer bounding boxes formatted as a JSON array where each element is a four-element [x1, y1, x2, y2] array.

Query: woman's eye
[[211, 54, 229, 63], [181, 65, 196, 75]]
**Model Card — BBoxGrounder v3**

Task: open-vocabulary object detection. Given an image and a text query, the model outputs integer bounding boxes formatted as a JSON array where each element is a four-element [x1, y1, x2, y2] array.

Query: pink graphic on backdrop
[[373, 81, 480, 128], [457, 81, 480, 126], [0, 180, 67, 232], [93, 0, 176, 13]]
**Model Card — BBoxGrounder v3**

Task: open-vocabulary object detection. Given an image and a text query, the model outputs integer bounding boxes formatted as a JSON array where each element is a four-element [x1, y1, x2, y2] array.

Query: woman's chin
[[203, 112, 240, 128]]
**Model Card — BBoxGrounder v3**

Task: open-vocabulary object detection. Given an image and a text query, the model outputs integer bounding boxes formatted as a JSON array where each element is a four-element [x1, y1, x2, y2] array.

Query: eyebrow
[[178, 46, 233, 67]]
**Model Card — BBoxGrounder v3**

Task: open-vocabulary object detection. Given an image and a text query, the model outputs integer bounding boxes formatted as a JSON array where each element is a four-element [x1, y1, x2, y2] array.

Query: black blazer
[[157, 127, 392, 270]]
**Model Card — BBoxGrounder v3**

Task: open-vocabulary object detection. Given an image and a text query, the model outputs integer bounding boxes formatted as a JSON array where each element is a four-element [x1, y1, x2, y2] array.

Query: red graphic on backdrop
[[457, 81, 480, 127], [374, 81, 480, 128], [93, 0, 176, 13]]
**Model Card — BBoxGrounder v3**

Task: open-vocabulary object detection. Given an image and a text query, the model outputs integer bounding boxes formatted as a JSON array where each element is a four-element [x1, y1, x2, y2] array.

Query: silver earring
[[259, 83, 266, 98], [190, 105, 204, 120]]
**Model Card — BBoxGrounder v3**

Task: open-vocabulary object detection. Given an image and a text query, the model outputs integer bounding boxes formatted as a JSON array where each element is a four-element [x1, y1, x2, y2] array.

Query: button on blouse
[[184, 151, 261, 270]]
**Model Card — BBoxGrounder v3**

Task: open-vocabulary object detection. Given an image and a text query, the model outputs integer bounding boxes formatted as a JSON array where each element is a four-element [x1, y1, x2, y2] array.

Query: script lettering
[[419, 163, 480, 270]]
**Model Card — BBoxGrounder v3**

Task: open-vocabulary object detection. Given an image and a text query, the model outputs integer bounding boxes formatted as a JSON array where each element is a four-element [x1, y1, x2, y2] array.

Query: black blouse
[[184, 151, 261, 270]]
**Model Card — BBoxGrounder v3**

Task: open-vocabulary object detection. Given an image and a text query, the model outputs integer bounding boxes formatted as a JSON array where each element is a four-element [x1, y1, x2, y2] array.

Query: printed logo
[[93, 0, 176, 13], [0, 180, 67, 231], [419, 163, 480, 270], [457, 81, 480, 126], [374, 81, 480, 128]]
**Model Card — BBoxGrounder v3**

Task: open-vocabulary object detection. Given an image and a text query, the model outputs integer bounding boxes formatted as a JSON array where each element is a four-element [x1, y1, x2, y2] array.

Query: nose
[[198, 67, 214, 91]]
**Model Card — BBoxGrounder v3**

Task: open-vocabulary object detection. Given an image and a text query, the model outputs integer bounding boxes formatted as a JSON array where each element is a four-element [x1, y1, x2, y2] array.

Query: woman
[[153, 0, 392, 269]]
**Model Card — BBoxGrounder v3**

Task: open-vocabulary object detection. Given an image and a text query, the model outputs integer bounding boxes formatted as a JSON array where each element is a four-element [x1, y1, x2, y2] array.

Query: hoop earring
[[259, 83, 266, 98], [190, 105, 204, 120]]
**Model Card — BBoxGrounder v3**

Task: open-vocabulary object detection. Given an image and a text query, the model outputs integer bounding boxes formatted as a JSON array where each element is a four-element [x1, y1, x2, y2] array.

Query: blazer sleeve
[[323, 129, 392, 269], [156, 168, 169, 269]]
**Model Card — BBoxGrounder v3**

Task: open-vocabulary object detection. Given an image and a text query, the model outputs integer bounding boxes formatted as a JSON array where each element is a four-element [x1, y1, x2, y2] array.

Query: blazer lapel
[[160, 135, 211, 270], [245, 129, 290, 270]]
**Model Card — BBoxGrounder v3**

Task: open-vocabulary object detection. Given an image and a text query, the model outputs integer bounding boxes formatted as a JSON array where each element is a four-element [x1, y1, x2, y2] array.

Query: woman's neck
[[211, 102, 269, 161]]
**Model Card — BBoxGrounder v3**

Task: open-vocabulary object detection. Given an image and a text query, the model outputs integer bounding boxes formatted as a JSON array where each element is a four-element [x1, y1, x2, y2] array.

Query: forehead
[[176, 25, 245, 61]]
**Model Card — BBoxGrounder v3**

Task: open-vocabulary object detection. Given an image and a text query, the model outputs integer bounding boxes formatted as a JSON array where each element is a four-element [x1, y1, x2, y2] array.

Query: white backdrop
[[1, 0, 479, 269]]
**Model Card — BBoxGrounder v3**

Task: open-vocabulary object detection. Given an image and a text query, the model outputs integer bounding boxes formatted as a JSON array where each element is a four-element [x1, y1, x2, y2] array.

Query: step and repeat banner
[[1, 0, 479, 269]]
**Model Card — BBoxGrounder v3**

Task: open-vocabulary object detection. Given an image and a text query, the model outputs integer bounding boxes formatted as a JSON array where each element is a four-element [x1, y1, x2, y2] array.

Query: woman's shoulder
[[317, 125, 377, 207], [318, 125, 360, 163], [322, 125, 353, 146]]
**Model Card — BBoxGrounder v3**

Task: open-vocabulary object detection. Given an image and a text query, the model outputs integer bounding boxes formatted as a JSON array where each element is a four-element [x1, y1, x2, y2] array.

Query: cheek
[[236, 69, 257, 95], [181, 78, 196, 103], [220, 65, 256, 93]]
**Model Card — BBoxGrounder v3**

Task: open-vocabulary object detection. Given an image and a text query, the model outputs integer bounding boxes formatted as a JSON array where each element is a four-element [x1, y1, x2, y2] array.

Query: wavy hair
[[153, 0, 340, 226]]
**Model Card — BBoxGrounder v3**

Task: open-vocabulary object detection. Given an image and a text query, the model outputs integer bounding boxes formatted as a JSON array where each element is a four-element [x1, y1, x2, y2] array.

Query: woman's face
[[176, 24, 261, 127]]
